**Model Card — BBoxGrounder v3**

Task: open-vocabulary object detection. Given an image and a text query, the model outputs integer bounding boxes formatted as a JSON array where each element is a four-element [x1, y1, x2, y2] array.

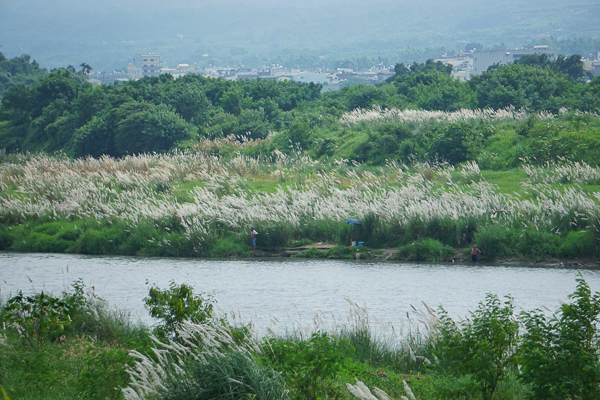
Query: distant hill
[[1, 0, 599, 71]]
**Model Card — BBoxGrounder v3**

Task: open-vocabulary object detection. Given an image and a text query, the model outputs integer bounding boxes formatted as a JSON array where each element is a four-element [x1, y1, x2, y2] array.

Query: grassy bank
[[2, 277, 600, 399], [0, 151, 599, 261]]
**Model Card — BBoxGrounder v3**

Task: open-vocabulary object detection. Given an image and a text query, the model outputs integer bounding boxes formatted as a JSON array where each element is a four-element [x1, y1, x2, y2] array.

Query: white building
[[289, 71, 330, 85], [127, 64, 142, 80], [472, 47, 555, 74], [141, 53, 161, 77]]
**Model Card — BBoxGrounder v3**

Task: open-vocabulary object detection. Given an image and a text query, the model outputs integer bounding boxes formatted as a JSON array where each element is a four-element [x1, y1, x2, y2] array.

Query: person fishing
[[471, 244, 482, 265], [249, 227, 258, 252]]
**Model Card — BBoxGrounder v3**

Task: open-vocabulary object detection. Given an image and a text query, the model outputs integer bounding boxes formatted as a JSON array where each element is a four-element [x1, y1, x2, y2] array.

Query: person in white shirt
[[249, 227, 258, 251]]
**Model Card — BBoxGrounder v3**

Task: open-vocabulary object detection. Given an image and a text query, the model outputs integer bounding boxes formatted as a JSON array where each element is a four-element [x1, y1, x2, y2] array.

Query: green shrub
[[339, 326, 432, 374], [0, 280, 87, 347], [395, 238, 453, 261], [435, 294, 519, 400], [69, 222, 128, 254], [257, 223, 293, 248], [558, 230, 598, 258], [515, 229, 559, 259], [265, 332, 353, 400], [73, 345, 130, 399], [6, 221, 82, 253], [207, 236, 247, 257], [474, 224, 518, 259], [359, 212, 401, 248], [519, 276, 600, 400], [144, 281, 215, 340], [0, 336, 131, 400], [456, 218, 478, 246], [0, 224, 13, 250], [116, 220, 159, 255], [290, 238, 314, 247], [411, 374, 480, 400]]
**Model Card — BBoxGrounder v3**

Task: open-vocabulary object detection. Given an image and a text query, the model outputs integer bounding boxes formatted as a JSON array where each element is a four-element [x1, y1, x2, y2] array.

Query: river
[[1, 252, 599, 335]]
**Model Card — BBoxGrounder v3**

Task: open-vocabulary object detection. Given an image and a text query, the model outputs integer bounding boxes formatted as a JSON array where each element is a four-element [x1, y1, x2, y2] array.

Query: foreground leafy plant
[[434, 294, 519, 400], [265, 332, 354, 400], [519, 275, 600, 400], [144, 280, 215, 340], [0, 279, 86, 347]]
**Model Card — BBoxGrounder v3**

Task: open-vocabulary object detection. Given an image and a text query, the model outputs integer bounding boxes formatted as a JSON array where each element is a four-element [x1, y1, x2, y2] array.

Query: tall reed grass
[[338, 105, 555, 127], [1, 152, 598, 257]]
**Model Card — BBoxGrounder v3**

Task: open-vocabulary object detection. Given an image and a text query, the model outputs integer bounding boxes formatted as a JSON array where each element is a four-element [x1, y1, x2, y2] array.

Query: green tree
[[393, 70, 476, 111], [556, 54, 585, 80], [167, 80, 211, 125], [220, 86, 243, 115], [72, 114, 115, 158], [343, 84, 383, 110], [470, 63, 576, 112], [79, 62, 92, 75], [112, 101, 196, 156], [0, 53, 47, 97], [429, 122, 482, 164]]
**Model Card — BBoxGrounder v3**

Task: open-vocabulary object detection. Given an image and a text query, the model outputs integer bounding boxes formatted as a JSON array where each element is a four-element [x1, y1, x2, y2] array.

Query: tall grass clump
[[338, 299, 436, 375], [523, 159, 600, 185], [123, 322, 288, 400]]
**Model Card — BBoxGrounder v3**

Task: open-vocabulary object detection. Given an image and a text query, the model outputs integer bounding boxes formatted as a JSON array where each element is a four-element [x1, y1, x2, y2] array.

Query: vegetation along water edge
[[2, 276, 600, 399], [0, 149, 598, 263]]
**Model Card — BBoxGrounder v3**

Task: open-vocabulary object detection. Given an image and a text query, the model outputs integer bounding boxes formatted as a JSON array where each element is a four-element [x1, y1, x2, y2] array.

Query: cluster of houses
[[439, 46, 600, 81], [87, 53, 396, 90], [88, 48, 600, 88]]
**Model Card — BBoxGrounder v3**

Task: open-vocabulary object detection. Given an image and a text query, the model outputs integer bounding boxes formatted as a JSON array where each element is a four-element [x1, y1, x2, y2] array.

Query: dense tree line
[[0, 55, 598, 167], [0, 52, 47, 98]]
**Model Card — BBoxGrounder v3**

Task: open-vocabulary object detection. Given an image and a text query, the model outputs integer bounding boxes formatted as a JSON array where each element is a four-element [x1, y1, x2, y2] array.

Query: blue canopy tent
[[345, 219, 361, 245]]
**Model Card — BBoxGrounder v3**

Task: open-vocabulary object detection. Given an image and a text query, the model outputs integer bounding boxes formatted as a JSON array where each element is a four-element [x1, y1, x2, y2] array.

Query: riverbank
[[240, 241, 600, 269], [0, 260, 600, 400]]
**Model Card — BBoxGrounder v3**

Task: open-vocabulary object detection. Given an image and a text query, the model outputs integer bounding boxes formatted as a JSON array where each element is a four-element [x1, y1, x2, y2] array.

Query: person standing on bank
[[471, 245, 481, 265], [249, 227, 258, 252]]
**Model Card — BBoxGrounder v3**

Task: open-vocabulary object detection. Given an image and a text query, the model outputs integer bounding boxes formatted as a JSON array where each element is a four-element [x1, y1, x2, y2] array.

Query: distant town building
[[141, 53, 161, 77], [472, 47, 555, 74], [376, 70, 395, 82], [87, 72, 127, 84], [290, 71, 330, 85], [127, 64, 142, 80]]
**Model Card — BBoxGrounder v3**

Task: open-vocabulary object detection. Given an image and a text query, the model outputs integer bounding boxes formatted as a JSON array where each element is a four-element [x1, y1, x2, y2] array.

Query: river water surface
[[1, 252, 599, 334]]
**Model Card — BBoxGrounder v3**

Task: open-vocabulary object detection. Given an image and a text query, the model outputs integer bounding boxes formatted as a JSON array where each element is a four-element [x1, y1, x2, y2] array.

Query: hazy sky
[[1, 0, 597, 70]]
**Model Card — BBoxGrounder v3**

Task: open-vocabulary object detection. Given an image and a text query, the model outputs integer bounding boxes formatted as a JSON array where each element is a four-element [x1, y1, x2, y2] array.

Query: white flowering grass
[[1, 152, 599, 252], [522, 159, 600, 185], [123, 321, 266, 400], [339, 105, 555, 127]]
